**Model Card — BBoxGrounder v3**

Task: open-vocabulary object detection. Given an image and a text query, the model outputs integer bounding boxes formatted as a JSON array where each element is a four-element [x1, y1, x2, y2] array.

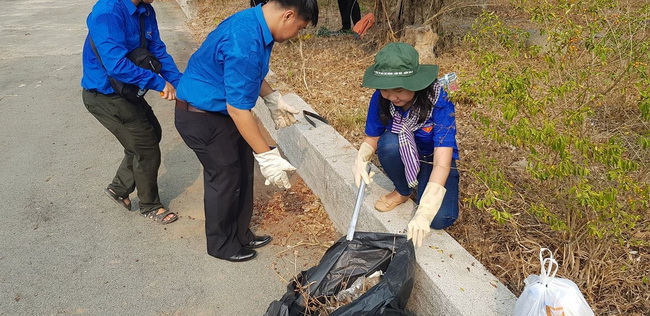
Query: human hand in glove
[[263, 91, 300, 129], [407, 182, 446, 247], [354, 142, 376, 187], [253, 148, 296, 189]]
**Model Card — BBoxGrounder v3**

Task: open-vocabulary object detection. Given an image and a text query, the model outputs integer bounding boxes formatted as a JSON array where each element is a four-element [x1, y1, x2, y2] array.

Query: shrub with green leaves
[[460, 0, 649, 245]]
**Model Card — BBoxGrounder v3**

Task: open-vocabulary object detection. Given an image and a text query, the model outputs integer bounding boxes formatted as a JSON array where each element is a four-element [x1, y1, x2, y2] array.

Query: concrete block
[[253, 93, 517, 315], [175, 0, 198, 19]]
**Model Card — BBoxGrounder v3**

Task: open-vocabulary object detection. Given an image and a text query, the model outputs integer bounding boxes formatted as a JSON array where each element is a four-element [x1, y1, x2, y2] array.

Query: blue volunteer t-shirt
[[81, 0, 182, 93], [176, 5, 273, 113], [364, 87, 460, 160]]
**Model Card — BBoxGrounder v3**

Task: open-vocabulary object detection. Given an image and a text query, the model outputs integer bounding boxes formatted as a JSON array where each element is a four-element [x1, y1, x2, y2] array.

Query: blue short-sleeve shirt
[[81, 0, 182, 93], [364, 87, 460, 160], [176, 5, 273, 114]]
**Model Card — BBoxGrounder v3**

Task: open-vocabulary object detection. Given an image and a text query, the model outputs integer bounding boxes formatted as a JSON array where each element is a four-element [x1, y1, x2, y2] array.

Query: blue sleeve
[[222, 30, 264, 109], [432, 88, 457, 148], [364, 90, 387, 137], [145, 6, 182, 88], [88, 11, 167, 91]]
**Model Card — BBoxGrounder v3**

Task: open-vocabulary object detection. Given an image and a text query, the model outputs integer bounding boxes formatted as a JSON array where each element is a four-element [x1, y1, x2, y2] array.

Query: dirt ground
[[251, 178, 339, 283]]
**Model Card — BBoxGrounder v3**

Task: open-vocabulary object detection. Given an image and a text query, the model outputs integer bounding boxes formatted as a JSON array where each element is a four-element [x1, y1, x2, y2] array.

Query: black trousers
[[82, 89, 164, 213], [337, 0, 361, 30], [174, 107, 255, 258]]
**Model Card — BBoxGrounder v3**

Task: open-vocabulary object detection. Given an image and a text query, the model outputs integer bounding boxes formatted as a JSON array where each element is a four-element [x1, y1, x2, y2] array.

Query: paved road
[[0, 1, 289, 315]]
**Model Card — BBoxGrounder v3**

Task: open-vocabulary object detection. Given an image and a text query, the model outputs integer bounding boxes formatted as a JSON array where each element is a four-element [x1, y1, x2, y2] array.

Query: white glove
[[354, 142, 376, 187], [253, 148, 296, 189], [407, 182, 446, 247], [263, 91, 300, 129]]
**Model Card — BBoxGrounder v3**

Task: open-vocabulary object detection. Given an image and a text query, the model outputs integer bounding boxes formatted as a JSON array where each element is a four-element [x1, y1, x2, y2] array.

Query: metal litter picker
[[346, 178, 366, 241]]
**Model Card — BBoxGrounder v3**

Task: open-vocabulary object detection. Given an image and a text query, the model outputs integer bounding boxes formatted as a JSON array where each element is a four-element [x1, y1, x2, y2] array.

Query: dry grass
[[187, 0, 649, 314], [252, 178, 338, 282]]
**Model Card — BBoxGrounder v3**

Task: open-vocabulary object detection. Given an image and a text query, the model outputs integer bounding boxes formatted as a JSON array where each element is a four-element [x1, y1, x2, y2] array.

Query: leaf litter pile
[[251, 179, 338, 283]]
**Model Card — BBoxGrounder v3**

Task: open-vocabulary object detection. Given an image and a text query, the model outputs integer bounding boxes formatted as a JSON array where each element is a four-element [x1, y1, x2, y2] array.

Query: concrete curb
[[174, 0, 198, 19], [252, 94, 517, 315]]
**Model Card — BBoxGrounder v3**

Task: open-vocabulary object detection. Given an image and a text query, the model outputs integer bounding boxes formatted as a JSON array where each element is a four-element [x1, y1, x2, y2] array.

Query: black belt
[[176, 99, 208, 113], [84, 89, 116, 97]]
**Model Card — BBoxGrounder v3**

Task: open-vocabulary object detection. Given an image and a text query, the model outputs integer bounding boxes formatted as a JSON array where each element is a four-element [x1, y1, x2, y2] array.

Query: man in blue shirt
[[174, 0, 318, 262], [81, 0, 182, 224]]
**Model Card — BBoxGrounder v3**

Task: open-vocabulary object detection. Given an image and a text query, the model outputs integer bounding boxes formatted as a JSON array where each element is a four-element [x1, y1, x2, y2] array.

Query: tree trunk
[[373, 0, 444, 40]]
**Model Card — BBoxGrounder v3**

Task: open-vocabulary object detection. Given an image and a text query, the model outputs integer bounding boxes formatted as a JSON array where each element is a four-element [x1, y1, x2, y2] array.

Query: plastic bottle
[[438, 72, 458, 92]]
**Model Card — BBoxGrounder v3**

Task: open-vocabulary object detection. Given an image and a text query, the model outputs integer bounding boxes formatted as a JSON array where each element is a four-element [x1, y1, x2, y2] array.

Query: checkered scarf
[[389, 83, 441, 188]]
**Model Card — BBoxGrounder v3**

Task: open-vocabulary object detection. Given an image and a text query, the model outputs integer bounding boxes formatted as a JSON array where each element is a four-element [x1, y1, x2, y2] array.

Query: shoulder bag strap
[[88, 37, 105, 68], [138, 13, 146, 48], [89, 13, 146, 66]]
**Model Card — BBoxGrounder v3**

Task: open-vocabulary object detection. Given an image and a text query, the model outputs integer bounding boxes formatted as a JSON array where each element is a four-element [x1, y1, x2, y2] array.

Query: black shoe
[[224, 248, 257, 262], [244, 235, 272, 249]]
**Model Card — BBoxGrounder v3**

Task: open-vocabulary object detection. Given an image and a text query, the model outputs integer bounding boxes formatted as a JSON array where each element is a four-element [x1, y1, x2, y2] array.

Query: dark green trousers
[[82, 89, 164, 213]]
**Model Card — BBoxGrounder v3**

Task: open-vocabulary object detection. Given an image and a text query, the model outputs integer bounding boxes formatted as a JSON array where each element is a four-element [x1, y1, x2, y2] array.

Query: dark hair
[[378, 83, 437, 126], [269, 0, 319, 26]]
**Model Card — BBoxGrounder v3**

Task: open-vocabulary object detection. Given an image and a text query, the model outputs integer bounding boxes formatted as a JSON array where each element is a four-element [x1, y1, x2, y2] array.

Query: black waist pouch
[[108, 47, 162, 103]]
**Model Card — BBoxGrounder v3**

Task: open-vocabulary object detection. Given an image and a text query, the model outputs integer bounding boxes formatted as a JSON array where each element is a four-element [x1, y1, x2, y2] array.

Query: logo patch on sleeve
[[421, 126, 433, 133]]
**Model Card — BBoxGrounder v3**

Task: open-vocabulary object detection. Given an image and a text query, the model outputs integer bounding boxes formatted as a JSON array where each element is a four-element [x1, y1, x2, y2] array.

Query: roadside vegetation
[[456, 1, 649, 314], [190, 0, 649, 314]]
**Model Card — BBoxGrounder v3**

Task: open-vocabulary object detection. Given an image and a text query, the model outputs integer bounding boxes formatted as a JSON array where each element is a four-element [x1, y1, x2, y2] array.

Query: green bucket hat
[[362, 42, 439, 91]]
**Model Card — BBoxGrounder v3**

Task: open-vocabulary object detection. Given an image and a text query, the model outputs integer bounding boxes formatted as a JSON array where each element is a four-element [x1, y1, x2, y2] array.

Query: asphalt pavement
[[0, 1, 290, 315]]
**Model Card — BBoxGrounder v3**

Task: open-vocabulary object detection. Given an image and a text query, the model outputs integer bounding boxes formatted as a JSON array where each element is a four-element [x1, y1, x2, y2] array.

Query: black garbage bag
[[264, 232, 416, 316]]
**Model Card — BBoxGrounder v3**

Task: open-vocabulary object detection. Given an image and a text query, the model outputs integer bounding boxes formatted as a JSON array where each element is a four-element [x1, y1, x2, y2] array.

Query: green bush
[[460, 0, 649, 244]]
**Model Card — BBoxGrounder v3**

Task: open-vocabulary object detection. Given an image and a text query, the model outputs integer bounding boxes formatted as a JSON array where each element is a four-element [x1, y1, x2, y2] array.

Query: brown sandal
[[103, 188, 132, 211], [374, 191, 410, 212], [143, 208, 178, 225]]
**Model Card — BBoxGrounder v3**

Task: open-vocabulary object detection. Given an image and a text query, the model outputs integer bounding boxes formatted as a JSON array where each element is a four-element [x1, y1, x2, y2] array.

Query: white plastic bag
[[514, 248, 595, 316]]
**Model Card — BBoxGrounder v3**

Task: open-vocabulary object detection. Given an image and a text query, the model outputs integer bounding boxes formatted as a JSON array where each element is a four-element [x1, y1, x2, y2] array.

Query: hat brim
[[362, 65, 439, 91]]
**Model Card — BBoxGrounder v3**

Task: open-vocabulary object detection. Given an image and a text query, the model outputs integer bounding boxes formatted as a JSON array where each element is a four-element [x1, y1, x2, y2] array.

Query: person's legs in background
[[350, 0, 361, 27], [333, 0, 361, 34], [337, 0, 352, 30]]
